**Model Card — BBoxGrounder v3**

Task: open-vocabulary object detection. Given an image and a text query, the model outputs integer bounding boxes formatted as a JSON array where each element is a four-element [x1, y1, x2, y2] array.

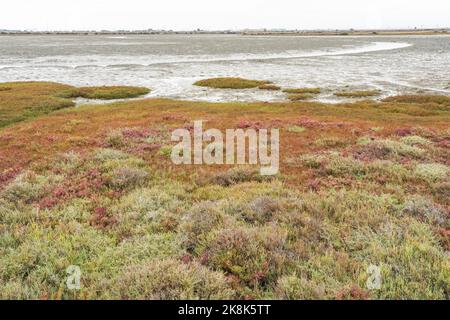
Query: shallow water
[[0, 34, 449, 102]]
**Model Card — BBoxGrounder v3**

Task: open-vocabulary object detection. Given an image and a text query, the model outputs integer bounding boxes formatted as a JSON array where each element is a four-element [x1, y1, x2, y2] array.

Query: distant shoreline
[[1, 29, 449, 36], [244, 30, 450, 36]]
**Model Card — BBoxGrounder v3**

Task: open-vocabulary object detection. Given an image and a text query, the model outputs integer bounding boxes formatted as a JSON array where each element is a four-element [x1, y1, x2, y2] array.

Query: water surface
[[0, 34, 449, 102]]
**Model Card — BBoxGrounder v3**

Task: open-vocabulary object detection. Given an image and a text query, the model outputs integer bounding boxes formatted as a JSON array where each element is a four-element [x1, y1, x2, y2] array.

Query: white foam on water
[[5, 41, 412, 69]]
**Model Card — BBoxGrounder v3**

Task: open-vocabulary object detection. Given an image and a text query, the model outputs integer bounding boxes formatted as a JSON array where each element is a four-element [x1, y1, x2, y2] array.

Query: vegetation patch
[[288, 93, 314, 101], [383, 95, 450, 105], [400, 135, 432, 146], [315, 137, 348, 148], [414, 163, 449, 182], [198, 226, 287, 287], [104, 258, 234, 300], [258, 84, 281, 91], [0, 82, 150, 128], [283, 88, 321, 94], [60, 86, 150, 100], [0, 82, 75, 128], [334, 90, 380, 98], [0, 81, 449, 300], [286, 125, 306, 133], [194, 77, 270, 89], [402, 196, 448, 226], [209, 167, 274, 186], [354, 137, 426, 160]]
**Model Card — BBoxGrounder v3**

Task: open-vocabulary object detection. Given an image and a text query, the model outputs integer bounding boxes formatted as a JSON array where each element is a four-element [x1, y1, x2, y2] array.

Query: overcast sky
[[1, 0, 449, 31]]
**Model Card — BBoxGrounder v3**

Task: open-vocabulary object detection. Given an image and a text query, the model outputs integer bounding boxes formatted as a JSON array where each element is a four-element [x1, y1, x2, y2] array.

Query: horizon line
[[1, 27, 450, 34]]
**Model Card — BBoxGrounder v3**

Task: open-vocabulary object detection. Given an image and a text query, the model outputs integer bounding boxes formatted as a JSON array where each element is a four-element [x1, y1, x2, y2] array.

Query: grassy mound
[[334, 90, 381, 98], [258, 84, 281, 91], [194, 77, 270, 89], [0, 82, 76, 128], [288, 93, 314, 101], [383, 95, 450, 105], [60, 86, 151, 100], [0, 83, 151, 128], [283, 88, 321, 94]]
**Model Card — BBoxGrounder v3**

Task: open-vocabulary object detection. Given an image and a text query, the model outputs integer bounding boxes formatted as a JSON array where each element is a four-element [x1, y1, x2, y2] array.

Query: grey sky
[[1, 0, 449, 31]]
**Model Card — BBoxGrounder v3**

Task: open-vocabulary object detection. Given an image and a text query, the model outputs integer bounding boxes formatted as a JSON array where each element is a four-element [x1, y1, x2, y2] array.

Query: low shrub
[[402, 196, 448, 226], [110, 184, 188, 237], [105, 130, 125, 148], [179, 201, 226, 251], [346, 220, 449, 299], [105, 258, 235, 299], [109, 166, 149, 190], [324, 155, 368, 177], [94, 233, 182, 276], [1, 171, 62, 204], [315, 137, 347, 148], [0, 222, 114, 299], [414, 163, 449, 182], [158, 145, 173, 158], [355, 138, 425, 160], [432, 181, 450, 205], [210, 167, 271, 186], [400, 135, 432, 146], [94, 148, 129, 161], [54, 151, 83, 172], [115, 185, 186, 217], [200, 226, 287, 286], [286, 125, 306, 133], [246, 196, 281, 224], [275, 275, 327, 300], [301, 154, 324, 169]]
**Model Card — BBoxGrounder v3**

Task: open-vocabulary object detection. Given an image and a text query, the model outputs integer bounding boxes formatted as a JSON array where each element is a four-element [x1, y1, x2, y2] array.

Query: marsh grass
[[0, 82, 150, 128], [258, 84, 281, 91], [286, 125, 306, 133], [59, 86, 150, 100], [335, 90, 381, 98], [194, 77, 270, 89], [0, 81, 449, 300], [383, 95, 450, 105], [103, 258, 235, 299], [288, 93, 314, 101], [283, 88, 321, 94], [0, 82, 75, 128]]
